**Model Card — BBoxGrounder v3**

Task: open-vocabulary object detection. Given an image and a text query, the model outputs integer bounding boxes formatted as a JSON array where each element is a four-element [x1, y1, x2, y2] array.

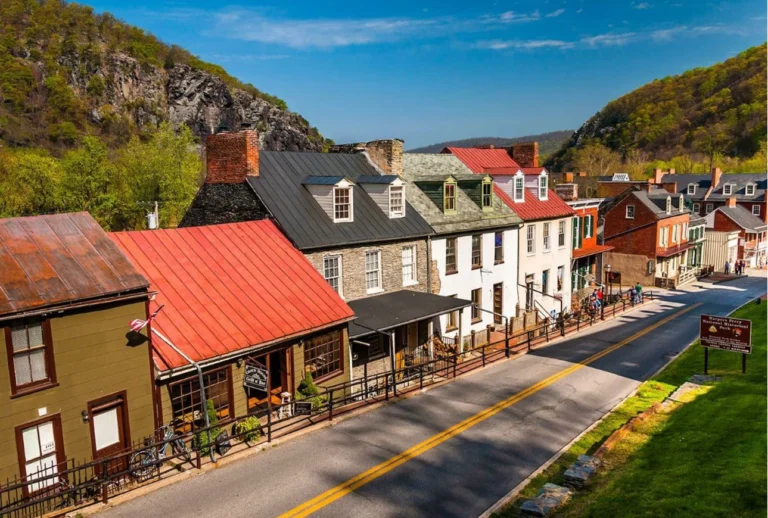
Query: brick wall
[[604, 194, 659, 257], [305, 238, 429, 301], [509, 142, 539, 168], [329, 139, 404, 176], [205, 129, 259, 184]]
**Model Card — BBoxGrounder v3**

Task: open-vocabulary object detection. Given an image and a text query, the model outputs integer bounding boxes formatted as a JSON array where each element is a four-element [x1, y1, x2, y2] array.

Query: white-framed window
[[527, 225, 536, 254], [723, 183, 733, 196], [679, 196, 684, 211], [672, 224, 679, 243], [753, 204, 761, 216], [666, 196, 672, 214], [626, 205, 635, 219], [556, 265, 564, 291], [543, 222, 551, 251], [333, 187, 353, 222], [389, 186, 404, 218], [558, 220, 566, 248], [539, 175, 548, 200], [494, 232, 504, 263], [514, 176, 524, 202], [687, 184, 696, 195], [401, 245, 417, 285], [482, 182, 493, 209], [323, 255, 343, 296], [660, 227, 668, 247], [584, 215, 593, 239], [682, 222, 688, 239], [706, 203, 714, 214], [365, 250, 382, 293], [693, 203, 700, 214], [746, 184, 756, 196]]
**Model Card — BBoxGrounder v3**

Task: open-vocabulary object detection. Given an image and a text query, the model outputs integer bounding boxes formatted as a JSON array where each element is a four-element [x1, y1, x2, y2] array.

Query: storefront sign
[[243, 363, 268, 391], [294, 401, 313, 415], [700, 314, 752, 354]]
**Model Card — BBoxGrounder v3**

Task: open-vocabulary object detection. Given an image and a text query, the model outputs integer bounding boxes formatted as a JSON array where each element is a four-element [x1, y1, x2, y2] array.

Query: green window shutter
[[572, 217, 578, 249]]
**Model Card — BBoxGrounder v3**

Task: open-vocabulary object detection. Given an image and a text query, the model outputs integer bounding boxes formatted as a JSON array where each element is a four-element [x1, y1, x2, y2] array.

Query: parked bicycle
[[54, 476, 100, 510], [130, 423, 191, 481]]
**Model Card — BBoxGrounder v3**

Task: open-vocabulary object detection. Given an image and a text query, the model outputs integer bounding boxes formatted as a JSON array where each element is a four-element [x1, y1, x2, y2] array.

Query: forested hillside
[[548, 44, 767, 172], [408, 130, 573, 158]]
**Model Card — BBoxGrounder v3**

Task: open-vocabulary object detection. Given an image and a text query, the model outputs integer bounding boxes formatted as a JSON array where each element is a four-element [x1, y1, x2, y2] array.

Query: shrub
[[192, 399, 221, 455], [295, 372, 327, 410], [233, 416, 262, 443]]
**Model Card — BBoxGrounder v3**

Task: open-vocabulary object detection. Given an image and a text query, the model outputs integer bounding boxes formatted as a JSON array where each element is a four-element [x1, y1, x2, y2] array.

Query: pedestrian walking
[[724, 260, 730, 274], [635, 282, 643, 303]]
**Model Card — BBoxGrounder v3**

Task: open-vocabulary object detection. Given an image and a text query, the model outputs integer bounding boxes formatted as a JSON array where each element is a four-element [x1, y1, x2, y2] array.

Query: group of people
[[724, 259, 748, 275], [584, 282, 643, 315]]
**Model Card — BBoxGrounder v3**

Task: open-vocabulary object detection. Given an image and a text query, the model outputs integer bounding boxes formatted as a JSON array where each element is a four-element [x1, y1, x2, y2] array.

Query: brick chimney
[[565, 172, 574, 183], [726, 197, 737, 208], [508, 142, 539, 168], [330, 139, 404, 176], [653, 168, 665, 184], [205, 127, 259, 184], [711, 167, 722, 190], [668, 168, 675, 175]]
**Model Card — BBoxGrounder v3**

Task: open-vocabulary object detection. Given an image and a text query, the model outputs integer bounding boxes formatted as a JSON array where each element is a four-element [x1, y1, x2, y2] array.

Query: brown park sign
[[700, 314, 752, 354]]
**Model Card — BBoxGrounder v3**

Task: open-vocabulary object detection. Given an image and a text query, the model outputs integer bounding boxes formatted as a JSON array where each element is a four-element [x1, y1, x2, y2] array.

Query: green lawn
[[494, 300, 767, 518], [559, 301, 767, 518]]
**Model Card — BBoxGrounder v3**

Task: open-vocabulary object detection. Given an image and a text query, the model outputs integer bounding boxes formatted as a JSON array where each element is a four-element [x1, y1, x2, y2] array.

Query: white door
[[21, 420, 60, 492]]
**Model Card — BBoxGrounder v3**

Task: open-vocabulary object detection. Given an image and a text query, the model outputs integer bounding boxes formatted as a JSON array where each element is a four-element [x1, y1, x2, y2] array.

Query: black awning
[[348, 290, 472, 339]]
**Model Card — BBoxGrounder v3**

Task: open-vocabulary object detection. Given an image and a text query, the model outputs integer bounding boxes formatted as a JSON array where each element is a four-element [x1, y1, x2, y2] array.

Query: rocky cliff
[[0, 0, 328, 152]]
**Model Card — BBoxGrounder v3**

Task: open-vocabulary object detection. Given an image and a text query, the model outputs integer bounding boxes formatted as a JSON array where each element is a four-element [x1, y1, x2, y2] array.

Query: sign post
[[699, 314, 752, 374]]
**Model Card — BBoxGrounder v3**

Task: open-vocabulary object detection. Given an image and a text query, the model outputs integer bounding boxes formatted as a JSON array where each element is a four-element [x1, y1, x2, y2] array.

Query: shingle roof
[[495, 187, 575, 221], [658, 173, 712, 201], [716, 205, 768, 232], [110, 220, 355, 372], [247, 151, 434, 251], [632, 189, 689, 219], [0, 212, 148, 318], [660, 172, 766, 202], [402, 154, 522, 234], [442, 147, 521, 173]]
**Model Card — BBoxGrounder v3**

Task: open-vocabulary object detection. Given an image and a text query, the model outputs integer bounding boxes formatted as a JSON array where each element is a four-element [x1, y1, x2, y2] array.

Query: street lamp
[[605, 264, 613, 299]]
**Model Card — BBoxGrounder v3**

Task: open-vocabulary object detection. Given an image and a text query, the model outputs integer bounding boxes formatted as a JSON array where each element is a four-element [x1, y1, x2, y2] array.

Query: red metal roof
[[443, 147, 521, 173], [0, 212, 149, 318], [110, 221, 355, 372], [521, 167, 547, 176], [494, 187, 576, 221], [572, 244, 615, 259]]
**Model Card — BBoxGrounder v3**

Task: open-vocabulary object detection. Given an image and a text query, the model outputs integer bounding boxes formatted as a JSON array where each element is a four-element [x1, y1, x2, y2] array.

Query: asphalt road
[[99, 276, 766, 518]]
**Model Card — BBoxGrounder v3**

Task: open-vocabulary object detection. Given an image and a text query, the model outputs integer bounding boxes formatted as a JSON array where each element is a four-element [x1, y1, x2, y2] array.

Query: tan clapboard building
[[0, 213, 155, 488]]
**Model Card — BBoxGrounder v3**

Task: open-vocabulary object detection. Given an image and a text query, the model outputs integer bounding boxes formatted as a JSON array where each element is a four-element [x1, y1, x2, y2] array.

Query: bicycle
[[54, 476, 100, 510], [129, 424, 191, 481]]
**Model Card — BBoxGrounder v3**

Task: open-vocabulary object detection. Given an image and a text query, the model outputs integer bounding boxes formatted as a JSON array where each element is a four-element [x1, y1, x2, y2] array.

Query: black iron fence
[[0, 291, 654, 517]]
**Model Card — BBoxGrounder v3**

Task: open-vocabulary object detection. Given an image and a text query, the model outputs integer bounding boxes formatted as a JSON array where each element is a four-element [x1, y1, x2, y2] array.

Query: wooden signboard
[[243, 362, 269, 391], [700, 314, 752, 354]]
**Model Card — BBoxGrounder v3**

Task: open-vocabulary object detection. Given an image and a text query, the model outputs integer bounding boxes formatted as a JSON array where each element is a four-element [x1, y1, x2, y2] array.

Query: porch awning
[[573, 244, 614, 259], [348, 290, 472, 339]]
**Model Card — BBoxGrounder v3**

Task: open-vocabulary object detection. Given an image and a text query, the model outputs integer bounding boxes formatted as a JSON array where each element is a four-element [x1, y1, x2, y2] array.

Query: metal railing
[[0, 291, 655, 517]]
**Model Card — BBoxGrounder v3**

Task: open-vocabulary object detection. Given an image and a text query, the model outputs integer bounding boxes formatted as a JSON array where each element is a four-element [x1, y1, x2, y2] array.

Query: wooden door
[[493, 283, 503, 324], [88, 393, 131, 473]]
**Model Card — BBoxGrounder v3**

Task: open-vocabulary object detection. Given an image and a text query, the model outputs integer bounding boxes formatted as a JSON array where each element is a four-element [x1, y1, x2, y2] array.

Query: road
[[99, 276, 766, 518]]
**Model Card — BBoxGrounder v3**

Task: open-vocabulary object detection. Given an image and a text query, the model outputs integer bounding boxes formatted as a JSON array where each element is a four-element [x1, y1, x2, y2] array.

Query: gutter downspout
[[426, 235, 433, 294], [151, 329, 215, 462]]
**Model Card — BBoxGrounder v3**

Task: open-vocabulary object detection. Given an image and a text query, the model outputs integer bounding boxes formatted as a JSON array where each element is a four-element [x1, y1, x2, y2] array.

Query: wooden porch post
[[427, 319, 434, 360], [458, 308, 464, 353]]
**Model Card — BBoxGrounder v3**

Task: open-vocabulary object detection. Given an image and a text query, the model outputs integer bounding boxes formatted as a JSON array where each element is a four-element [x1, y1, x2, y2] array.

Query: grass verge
[[494, 300, 767, 518]]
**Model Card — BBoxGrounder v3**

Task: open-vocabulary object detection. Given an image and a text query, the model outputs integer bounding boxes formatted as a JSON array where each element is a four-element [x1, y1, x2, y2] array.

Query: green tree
[[571, 142, 622, 176], [0, 148, 62, 217], [60, 137, 118, 228]]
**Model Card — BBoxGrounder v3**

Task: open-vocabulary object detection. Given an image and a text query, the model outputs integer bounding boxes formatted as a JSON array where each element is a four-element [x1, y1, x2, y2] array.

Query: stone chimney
[[508, 142, 539, 168], [653, 168, 665, 184], [726, 197, 737, 208], [330, 139, 404, 176], [205, 127, 259, 184], [668, 168, 675, 175], [711, 167, 722, 190]]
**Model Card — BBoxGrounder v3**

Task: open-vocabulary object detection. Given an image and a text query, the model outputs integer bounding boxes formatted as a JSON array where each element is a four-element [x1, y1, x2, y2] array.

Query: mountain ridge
[[407, 130, 574, 156]]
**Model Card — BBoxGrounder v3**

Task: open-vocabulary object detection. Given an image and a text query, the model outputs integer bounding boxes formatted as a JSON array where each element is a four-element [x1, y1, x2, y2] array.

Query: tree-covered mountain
[[407, 130, 574, 158], [548, 44, 767, 172], [0, 0, 331, 153]]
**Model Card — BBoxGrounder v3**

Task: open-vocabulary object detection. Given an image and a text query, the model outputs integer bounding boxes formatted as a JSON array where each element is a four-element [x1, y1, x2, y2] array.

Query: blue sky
[[85, 0, 766, 148]]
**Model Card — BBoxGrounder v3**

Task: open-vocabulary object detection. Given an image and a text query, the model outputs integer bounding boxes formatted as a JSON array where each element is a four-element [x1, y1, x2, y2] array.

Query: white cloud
[[498, 10, 541, 23], [576, 8, 583, 13], [634, 2, 651, 9], [581, 32, 637, 46], [477, 39, 574, 50], [546, 8, 567, 18]]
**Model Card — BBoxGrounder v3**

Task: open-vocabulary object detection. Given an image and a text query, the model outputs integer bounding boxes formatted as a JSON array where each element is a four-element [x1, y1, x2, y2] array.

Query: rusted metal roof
[[443, 147, 521, 173], [0, 213, 149, 318], [110, 220, 355, 372]]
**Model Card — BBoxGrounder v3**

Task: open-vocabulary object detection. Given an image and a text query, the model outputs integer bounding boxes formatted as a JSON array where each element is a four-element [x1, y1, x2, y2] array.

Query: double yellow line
[[278, 303, 701, 518]]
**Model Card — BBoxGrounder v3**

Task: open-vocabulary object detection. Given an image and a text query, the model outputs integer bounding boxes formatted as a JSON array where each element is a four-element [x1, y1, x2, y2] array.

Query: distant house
[[180, 129, 470, 384], [704, 200, 768, 268], [0, 213, 154, 488], [602, 186, 695, 288], [402, 153, 522, 346], [566, 198, 614, 303], [444, 144, 576, 315], [110, 220, 355, 427]]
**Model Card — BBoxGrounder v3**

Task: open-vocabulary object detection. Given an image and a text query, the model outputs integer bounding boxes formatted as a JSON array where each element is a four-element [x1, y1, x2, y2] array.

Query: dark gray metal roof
[[717, 205, 768, 231], [660, 172, 765, 202], [302, 176, 347, 185], [659, 173, 712, 201], [348, 290, 472, 339], [633, 189, 689, 220], [357, 175, 399, 184], [247, 152, 434, 251]]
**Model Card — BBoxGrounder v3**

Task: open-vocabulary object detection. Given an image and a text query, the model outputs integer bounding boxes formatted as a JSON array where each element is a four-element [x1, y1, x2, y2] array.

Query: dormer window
[[334, 186, 352, 222], [723, 183, 733, 196], [444, 181, 457, 213], [538, 174, 548, 200], [389, 185, 404, 218], [513, 175, 524, 202], [746, 183, 756, 196], [666, 196, 671, 214], [482, 179, 493, 211], [687, 183, 696, 195], [678, 196, 684, 211]]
